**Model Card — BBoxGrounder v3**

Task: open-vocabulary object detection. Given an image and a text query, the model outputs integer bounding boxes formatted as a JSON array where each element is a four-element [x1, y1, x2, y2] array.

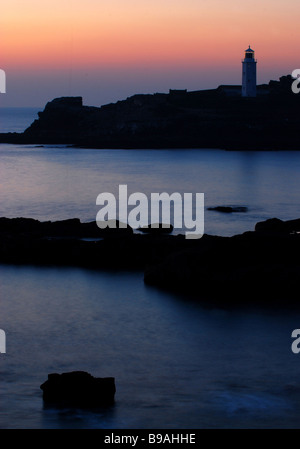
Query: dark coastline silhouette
[[1, 216, 300, 306], [0, 75, 298, 150]]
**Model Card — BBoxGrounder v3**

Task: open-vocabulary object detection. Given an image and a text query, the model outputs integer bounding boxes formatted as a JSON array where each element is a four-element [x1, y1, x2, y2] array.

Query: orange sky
[[1, 0, 299, 106]]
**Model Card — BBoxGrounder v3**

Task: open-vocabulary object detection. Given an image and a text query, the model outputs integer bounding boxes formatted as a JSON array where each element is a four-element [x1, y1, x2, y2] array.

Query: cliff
[[1, 75, 299, 150]]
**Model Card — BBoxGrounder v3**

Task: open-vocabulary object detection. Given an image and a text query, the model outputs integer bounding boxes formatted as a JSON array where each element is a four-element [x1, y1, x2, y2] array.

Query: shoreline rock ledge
[[40, 371, 116, 407]]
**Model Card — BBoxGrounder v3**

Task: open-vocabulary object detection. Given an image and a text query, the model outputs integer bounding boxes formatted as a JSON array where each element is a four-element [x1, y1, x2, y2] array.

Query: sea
[[1, 107, 300, 429]]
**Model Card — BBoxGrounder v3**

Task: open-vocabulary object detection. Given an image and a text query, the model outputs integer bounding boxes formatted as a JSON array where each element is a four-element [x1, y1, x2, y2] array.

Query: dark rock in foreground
[[2, 216, 300, 305], [255, 217, 300, 234], [0, 216, 132, 238], [144, 217, 300, 305], [40, 371, 116, 407], [0, 216, 177, 269], [138, 223, 174, 234]]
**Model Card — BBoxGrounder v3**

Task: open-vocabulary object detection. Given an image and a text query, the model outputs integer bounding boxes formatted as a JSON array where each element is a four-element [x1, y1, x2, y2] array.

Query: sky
[[0, 0, 299, 107]]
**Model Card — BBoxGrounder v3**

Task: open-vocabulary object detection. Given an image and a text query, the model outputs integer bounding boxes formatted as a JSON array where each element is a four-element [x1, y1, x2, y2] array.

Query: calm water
[[1, 108, 300, 429], [0, 107, 40, 133], [1, 143, 300, 237]]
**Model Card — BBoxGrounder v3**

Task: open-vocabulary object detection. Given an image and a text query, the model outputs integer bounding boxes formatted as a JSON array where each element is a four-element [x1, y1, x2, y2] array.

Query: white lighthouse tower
[[242, 46, 257, 97]]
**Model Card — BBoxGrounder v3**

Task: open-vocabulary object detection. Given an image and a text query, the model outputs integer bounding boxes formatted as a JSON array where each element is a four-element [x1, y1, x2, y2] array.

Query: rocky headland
[[1, 216, 300, 305], [0, 75, 299, 150]]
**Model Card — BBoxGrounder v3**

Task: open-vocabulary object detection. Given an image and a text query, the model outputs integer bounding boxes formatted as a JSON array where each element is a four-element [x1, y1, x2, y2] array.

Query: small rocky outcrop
[[40, 371, 116, 407], [207, 206, 248, 213]]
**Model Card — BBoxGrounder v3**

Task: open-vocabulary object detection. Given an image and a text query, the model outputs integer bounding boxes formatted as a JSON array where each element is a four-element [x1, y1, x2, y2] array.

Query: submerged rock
[[40, 371, 116, 407], [207, 206, 248, 213]]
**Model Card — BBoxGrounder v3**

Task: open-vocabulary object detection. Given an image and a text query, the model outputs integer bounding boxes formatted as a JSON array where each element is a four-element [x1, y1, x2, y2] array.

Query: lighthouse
[[242, 46, 257, 97]]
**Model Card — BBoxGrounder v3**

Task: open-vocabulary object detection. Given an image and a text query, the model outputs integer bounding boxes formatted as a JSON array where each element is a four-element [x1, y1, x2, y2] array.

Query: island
[[0, 75, 299, 150]]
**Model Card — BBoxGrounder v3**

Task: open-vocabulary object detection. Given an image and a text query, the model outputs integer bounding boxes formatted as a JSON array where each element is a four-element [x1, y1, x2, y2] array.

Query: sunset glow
[[1, 0, 299, 106]]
